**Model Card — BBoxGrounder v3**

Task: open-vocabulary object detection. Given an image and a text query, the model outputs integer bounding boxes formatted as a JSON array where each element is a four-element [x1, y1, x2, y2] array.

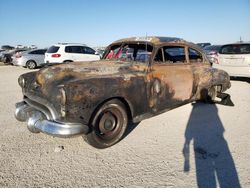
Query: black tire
[[26, 60, 37, 69], [202, 86, 217, 103], [3, 56, 10, 64], [84, 99, 128, 149], [63, 60, 73, 63]]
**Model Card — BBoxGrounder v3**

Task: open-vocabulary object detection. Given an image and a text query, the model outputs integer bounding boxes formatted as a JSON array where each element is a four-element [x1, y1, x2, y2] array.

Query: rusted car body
[[15, 36, 231, 148]]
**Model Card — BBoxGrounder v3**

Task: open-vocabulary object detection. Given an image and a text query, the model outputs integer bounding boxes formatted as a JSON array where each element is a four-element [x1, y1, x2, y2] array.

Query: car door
[[148, 45, 194, 112], [65, 46, 83, 61], [82, 46, 100, 61]]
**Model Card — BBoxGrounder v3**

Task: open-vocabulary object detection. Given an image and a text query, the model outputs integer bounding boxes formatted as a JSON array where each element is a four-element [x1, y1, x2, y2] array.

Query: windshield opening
[[105, 43, 153, 63]]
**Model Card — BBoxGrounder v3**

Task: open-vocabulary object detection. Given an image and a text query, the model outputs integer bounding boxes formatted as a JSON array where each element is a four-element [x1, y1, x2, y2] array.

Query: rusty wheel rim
[[96, 107, 123, 141]]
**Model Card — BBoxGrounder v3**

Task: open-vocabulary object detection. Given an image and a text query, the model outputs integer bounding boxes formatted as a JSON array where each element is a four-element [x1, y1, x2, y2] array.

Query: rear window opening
[[204, 45, 221, 52], [220, 44, 250, 54], [29, 49, 47, 55], [47, 46, 60, 53]]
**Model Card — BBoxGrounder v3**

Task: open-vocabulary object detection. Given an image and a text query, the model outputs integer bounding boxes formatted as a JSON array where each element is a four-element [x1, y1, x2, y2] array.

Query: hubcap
[[29, 62, 35, 69], [97, 108, 123, 140], [99, 112, 117, 134], [104, 118, 116, 131]]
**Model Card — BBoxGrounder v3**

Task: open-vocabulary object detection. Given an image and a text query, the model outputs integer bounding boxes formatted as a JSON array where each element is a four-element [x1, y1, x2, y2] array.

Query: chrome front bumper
[[15, 101, 89, 137]]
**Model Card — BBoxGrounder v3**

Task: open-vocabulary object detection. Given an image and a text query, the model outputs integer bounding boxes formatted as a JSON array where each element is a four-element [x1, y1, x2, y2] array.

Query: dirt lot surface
[[0, 65, 250, 187]]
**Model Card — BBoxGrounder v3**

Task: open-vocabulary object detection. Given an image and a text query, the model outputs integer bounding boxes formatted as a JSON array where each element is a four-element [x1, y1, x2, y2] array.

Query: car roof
[[54, 43, 88, 47], [221, 42, 250, 46], [203, 45, 222, 49], [111, 36, 201, 50], [113, 36, 182, 44], [27, 48, 47, 52]]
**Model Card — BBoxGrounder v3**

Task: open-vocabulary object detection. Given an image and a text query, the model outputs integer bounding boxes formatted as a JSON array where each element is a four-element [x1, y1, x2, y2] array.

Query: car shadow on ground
[[230, 76, 250, 83], [122, 122, 140, 140], [182, 102, 241, 188]]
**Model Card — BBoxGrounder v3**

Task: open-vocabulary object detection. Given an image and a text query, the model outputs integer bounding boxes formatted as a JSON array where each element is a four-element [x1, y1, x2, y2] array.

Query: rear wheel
[[26, 60, 37, 69], [84, 99, 128, 149], [202, 86, 217, 103], [63, 60, 73, 63]]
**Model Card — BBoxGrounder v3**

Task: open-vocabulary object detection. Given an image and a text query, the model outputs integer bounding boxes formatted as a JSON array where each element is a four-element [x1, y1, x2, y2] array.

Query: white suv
[[44, 43, 100, 64], [212, 43, 250, 78]]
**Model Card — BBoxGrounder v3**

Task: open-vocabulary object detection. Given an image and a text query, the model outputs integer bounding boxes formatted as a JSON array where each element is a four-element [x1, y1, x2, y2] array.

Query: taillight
[[51, 54, 61, 58], [15, 52, 22, 58]]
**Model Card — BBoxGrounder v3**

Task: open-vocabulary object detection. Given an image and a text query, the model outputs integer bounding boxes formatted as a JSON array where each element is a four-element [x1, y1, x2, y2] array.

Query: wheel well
[[88, 97, 133, 126], [63, 60, 73, 63]]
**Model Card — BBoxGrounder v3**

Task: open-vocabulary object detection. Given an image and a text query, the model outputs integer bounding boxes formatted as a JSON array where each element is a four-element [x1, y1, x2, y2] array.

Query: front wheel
[[84, 99, 128, 149]]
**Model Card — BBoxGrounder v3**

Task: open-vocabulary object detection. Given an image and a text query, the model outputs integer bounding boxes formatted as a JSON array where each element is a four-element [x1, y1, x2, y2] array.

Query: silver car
[[13, 49, 47, 69]]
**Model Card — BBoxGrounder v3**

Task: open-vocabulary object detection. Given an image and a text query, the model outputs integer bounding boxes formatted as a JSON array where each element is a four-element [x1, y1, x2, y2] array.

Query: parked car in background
[[213, 43, 250, 78], [15, 45, 25, 49], [0, 50, 6, 62], [12, 49, 47, 69], [15, 36, 231, 149], [96, 49, 105, 58], [44, 43, 100, 64], [29, 45, 37, 49], [203, 45, 222, 64], [1, 45, 15, 51], [197, 42, 211, 48], [2, 49, 27, 64]]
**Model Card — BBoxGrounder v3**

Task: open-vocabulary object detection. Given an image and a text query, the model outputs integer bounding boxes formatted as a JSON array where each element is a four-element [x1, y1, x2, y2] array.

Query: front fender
[[211, 68, 231, 92], [64, 76, 147, 125]]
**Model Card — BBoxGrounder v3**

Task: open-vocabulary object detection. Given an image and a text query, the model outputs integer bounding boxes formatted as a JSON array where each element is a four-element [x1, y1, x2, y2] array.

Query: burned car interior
[[105, 43, 153, 63]]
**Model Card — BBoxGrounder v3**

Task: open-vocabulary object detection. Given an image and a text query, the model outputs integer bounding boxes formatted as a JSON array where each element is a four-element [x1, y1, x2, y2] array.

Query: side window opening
[[82, 47, 95, 54], [188, 48, 203, 63], [165, 47, 186, 63], [65, 46, 82, 53], [154, 48, 164, 62], [154, 46, 186, 64]]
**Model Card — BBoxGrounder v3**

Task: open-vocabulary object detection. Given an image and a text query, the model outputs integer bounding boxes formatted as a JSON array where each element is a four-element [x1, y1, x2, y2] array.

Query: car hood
[[36, 60, 147, 87]]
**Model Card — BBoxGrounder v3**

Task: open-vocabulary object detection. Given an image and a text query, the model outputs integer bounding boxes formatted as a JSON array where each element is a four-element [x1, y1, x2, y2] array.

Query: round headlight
[[59, 88, 66, 117], [59, 88, 66, 105]]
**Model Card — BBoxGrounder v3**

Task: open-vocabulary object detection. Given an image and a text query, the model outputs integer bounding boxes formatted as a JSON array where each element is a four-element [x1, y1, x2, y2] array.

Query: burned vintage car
[[15, 36, 231, 148]]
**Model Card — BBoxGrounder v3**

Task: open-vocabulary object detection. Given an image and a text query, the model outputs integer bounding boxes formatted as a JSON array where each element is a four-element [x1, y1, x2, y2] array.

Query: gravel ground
[[0, 65, 250, 188]]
